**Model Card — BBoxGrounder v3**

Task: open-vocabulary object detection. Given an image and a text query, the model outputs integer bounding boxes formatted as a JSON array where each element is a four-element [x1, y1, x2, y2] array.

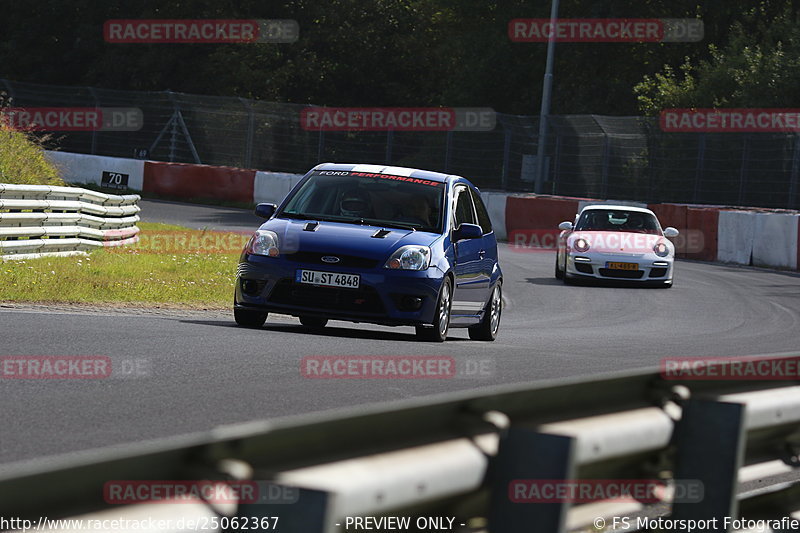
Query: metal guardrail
[[0, 184, 140, 259], [2, 354, 800, 532]]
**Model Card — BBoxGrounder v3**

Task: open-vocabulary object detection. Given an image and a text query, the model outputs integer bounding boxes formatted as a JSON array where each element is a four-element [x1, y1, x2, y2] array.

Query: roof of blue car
[[315, 163, 454, 183]]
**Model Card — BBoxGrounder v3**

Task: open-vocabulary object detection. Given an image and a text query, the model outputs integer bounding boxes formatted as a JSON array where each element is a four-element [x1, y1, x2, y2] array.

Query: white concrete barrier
[[254, 171, 304, 205], [45, 151, 145, 191], [717, 210, 756, 265], [752, 212, 799, 270], [480, 191, 509, 241]]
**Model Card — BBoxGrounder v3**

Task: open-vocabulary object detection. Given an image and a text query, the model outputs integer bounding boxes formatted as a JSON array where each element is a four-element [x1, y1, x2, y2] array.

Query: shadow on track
[[178, 319, 470, 342]]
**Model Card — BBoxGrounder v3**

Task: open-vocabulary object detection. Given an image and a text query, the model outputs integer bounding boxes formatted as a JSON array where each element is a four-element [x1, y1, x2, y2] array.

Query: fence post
[[444, 130, 453, 173], [693, 134, 706, 203], [552, 133, 562, 195], [240, 97, 255, 168], [789, 134, 800, 210], [501, 129, 512, 190], [738, 135, 750, 205], [316, 130, 325, 163], [385, 130, 394, 164], [87, 87, 99, 156], [1, 79, 15, 100], [600, 134, 611, 199]]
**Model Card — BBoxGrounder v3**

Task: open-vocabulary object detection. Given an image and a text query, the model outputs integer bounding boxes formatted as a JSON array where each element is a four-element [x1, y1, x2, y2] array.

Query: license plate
[[606, 262, 639, 270], [296, 270, 360, 289]]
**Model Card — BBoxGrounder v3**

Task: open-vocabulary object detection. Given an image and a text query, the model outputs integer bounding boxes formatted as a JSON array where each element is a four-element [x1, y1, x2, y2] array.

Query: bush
[[0, 124, 65, 186]]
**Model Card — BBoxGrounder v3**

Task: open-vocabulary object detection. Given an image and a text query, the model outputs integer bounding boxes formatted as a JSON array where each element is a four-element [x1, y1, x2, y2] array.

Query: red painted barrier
[[505, 195, 581, 250], [143, 161, 255, 203], [685, 207, 719, 261], [648, 204, 688, 257]]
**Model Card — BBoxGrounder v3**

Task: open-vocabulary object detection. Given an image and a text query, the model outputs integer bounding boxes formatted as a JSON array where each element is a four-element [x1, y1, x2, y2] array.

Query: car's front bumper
[[565, 251, 673, 282], [235, 254, 445, 326]]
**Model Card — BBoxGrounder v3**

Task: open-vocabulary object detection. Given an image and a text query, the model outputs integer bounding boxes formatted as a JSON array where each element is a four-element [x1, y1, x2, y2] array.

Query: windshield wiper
[[278, 212, 311, 220]]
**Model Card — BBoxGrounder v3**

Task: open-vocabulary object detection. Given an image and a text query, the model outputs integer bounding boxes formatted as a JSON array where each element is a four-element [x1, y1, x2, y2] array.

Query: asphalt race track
[[1, 199, 799, 464]]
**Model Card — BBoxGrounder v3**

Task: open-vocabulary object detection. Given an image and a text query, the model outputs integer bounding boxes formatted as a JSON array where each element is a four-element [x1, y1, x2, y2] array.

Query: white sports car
[[555, 205, 680, 287]]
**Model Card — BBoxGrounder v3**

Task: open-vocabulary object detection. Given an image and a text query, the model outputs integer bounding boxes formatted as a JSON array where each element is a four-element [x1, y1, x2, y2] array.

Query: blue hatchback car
[[234, 163, 502, 341]]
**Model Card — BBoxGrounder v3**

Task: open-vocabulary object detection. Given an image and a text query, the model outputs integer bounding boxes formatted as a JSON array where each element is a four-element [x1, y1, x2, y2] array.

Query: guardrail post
[[236, 487, 329, 533], [671, 399, 746, 527], [489, 427, 575, 533]]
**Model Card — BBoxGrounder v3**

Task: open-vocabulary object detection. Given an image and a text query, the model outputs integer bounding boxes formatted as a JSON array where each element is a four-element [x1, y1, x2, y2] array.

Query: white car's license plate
[[606, 262, 639, 270], [296, 270, 360, 289]]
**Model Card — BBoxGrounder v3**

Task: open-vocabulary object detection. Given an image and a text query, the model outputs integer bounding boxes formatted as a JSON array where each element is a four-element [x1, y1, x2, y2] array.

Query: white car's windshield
[[575, 209, 661, 235]]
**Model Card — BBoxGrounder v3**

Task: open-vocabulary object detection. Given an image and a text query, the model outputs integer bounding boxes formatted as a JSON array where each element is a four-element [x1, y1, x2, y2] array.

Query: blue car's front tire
[[415, 277, 452, 342], [234, 307, 268, 328], [469, 282, 502, 341]]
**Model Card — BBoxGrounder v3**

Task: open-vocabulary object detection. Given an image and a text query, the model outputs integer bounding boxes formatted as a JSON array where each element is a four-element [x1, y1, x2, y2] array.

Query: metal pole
[[534, 0, 560, 194]]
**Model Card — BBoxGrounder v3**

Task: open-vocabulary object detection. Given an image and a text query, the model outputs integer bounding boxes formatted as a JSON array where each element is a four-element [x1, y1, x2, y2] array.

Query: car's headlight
[[654, 241, 670, 257], [385, 245, 431, 271], [573, 237, 590, 252], [245, 230, 280, 257]]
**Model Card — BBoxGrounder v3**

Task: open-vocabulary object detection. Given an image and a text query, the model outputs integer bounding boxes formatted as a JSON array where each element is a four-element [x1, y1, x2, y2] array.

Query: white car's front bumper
[[566, 251, 673, 282]]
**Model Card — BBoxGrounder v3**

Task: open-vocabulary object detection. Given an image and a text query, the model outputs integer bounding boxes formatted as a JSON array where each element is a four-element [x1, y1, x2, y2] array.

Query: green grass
[[0, 223, 248, 308], [0, 124, 65, 186]]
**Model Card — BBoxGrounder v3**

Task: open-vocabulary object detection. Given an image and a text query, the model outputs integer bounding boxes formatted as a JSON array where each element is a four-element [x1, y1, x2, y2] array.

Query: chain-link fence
[[2, 78, 798, 209]]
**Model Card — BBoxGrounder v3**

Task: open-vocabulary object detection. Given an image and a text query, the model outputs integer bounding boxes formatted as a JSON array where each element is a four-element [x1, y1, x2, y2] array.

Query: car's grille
[[650, 268, 668, 278], [281, 252, 379, 269], [269, 279, 385, 314], [575, 263, 593, 274], [599, 268, 645, 279]]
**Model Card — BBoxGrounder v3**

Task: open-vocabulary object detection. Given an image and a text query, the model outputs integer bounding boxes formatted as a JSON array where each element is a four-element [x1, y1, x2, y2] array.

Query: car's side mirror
[[453, 223, 483, 241], [255, 203, 277, 219], [663, 227, 680, 238], [558, 221, 573, 231]]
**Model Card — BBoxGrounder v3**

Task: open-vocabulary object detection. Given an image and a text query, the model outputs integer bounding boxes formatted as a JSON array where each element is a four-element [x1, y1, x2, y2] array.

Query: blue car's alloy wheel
[[468, 282, 502, 341], [416, 278, 452, 342]]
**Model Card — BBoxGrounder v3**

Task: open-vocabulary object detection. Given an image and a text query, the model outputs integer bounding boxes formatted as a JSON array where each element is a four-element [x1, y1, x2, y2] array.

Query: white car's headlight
[[385, 245, 431, 271], [246, 230, 280, 257], [573, 237, 590, 252], [654, 241, 670, 257]]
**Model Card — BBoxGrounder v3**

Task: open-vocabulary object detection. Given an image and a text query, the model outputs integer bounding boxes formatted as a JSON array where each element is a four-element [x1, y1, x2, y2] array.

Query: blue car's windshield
[[279, 170, 446, 233]]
